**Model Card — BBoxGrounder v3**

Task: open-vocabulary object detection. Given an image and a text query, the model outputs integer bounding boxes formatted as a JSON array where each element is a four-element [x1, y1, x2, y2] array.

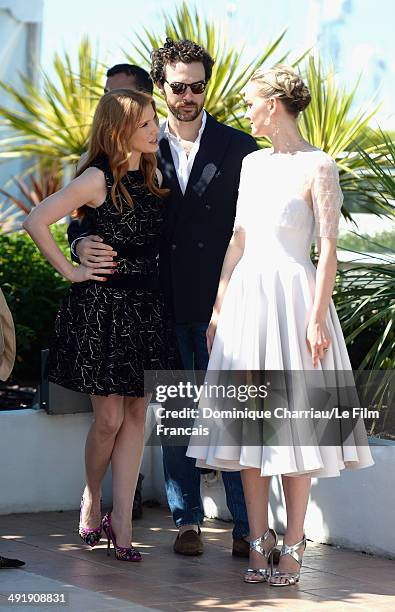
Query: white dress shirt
[[164, 110, 207, 195]]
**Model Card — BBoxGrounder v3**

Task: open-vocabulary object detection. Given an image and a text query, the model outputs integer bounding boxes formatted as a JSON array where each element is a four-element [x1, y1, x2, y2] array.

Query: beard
[[165, 95, 204, 122]]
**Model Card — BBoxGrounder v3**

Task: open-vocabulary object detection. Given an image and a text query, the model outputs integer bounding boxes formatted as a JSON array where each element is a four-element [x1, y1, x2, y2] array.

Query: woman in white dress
[[186, 65, 373, 586]]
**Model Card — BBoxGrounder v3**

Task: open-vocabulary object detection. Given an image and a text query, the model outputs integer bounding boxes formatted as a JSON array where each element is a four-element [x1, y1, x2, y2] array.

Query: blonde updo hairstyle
[[250, 65, 311, 117]]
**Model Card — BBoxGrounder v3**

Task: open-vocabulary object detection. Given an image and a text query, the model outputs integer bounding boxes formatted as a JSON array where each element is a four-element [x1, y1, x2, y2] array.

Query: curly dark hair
[[151, 38, 215, 84]]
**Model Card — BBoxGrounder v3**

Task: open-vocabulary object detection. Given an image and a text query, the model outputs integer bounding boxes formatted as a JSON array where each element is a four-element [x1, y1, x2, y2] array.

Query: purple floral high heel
[[78, 496, 102, 547], [102, 512, 142, 562]]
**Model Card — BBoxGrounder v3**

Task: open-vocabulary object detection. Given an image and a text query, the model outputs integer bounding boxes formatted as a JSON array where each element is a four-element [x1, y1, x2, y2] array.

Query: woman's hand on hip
[[68, 264, 111, 283]]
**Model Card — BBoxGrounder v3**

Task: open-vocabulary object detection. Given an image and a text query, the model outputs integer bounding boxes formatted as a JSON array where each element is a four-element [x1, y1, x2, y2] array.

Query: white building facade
[[0, 0, 43, 231]]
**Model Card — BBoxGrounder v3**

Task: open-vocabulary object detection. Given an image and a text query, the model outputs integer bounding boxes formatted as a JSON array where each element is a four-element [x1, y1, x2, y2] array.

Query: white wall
[[299, 441, 395, 557], [0, 1, 43, 231], [0, 407, 155, 514]]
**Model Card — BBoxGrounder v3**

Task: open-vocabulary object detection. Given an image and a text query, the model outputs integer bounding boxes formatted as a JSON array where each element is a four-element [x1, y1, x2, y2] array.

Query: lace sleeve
[[233, 156, 252, 232], [311, 158, 343, 238]]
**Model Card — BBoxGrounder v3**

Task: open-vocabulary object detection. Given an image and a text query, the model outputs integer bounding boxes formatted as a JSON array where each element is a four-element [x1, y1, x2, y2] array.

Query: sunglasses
[[163, 79, 207, 95]]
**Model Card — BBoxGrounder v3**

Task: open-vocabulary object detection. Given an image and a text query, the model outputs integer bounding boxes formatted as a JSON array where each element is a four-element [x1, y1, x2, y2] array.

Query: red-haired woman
[[23, 89, 175, 562]]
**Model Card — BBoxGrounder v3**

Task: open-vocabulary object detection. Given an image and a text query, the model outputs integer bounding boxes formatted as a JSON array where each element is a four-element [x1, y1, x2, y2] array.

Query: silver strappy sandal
[[243, 528, 278, 583], [269, 534, 306, 586]]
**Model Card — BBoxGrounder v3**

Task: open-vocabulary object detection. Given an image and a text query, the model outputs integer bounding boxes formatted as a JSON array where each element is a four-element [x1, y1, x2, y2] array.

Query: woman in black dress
[[23, 89, 175, 561]]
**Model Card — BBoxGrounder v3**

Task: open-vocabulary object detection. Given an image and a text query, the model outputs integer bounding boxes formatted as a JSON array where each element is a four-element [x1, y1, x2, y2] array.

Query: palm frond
[[297, 57, 392, 220], [0, 165, 62, 223], [335, 240, 395, 370], [124, 1, 290, 124], [0, 38, 105, 173]]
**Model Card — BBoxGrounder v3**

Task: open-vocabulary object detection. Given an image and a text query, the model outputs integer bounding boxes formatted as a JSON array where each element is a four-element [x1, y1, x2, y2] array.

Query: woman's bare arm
[[75, 169, 164, 267], [207, 230, 245, 352], [23, 168, 109, 282], [307, 236, 338, 367]]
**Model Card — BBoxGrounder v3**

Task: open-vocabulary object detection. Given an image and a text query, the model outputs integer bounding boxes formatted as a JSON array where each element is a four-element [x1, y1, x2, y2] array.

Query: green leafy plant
[[335, 252, 395, 371], [334, 128, 395, 371], [0, 226, 71, 383], [298, 57, 391, 220], [358, 128, 395, 213], [0, 38, 104, 173], [334, 247, 395, 437]]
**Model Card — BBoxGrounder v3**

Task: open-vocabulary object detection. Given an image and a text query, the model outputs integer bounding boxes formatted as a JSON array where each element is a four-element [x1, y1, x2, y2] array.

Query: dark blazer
[[67, 112, 258, 324]]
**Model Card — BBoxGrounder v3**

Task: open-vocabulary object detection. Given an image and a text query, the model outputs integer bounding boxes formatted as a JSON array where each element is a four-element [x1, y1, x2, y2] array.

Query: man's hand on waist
[[77, 235, 117, 270]]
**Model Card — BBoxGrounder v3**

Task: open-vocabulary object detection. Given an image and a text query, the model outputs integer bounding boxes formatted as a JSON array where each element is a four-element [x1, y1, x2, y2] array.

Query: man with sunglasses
[[68, 39, 260, 558]]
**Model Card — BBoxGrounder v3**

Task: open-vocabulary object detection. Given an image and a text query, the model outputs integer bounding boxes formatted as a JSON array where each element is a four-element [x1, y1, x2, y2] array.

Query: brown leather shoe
[[232, 538, 281, 564], [173, 527, 203, 556], [232, 537, 250, 558]]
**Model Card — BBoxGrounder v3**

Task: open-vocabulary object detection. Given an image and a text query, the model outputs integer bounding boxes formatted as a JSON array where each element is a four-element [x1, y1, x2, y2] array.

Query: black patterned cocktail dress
[[48, 157, 176, 397]]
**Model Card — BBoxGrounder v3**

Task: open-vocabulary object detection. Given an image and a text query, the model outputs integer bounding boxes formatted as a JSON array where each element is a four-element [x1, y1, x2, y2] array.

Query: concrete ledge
[[0, 408, 155, 514]]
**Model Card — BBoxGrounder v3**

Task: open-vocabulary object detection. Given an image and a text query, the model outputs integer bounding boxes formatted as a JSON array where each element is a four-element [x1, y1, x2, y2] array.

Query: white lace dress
[[186, 148, 374, 477]]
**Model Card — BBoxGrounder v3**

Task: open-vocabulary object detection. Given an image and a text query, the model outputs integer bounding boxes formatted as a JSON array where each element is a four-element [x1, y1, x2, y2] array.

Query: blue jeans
[[162, 322, 249, 539]]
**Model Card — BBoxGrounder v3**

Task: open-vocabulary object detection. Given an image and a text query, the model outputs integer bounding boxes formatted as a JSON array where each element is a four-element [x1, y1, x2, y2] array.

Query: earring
[[264, 117, 271, 126]]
